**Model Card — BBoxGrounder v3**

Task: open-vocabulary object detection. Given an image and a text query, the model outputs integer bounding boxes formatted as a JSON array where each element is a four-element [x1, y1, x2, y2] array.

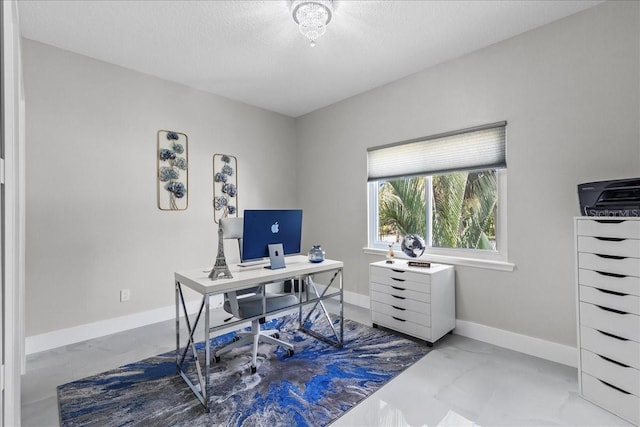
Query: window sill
[[362, 247, 515, 272]]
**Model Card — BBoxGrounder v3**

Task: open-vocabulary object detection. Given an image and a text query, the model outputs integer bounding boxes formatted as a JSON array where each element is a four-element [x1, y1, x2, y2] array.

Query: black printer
[[578, 177, 640, 217]]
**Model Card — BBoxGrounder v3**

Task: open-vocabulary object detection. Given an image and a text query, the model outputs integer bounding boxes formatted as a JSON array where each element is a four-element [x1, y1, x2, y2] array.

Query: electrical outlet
[[120, 288, 130, 302], [211, 294, 224, 309]]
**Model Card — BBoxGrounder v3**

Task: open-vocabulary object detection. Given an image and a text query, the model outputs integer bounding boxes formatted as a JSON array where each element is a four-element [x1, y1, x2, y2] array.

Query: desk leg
[[204, 294, 210, 391], [300, 269, 344, 348], [175, 281, 209, 411], [339, 268, 344, 344], [175, 281, 180, 372], [298, 279, 303, 325]]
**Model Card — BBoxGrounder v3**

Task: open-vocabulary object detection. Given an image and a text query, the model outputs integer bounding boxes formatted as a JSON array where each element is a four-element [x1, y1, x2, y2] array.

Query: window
[[367, 122, 509, 266]]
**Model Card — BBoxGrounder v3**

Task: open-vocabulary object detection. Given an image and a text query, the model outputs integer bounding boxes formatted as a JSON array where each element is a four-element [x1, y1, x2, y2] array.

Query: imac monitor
[[242, 210, 303, 262]]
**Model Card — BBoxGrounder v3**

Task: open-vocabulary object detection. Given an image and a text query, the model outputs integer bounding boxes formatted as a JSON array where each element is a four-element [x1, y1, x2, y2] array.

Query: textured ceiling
[[18, 0, 602, 117]]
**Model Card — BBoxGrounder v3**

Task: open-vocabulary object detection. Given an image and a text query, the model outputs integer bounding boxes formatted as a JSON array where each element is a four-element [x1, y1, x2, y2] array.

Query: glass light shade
[[292, 0, 333, 46]]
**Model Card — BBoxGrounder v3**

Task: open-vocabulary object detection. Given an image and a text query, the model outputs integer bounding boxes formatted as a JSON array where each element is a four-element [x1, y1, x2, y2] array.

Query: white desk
[[175, 255, 344, 411]]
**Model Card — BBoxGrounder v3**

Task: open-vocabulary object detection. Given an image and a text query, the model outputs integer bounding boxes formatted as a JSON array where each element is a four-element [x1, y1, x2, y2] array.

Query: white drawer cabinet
[[370, 260, 455, 345], [576, 217, 640, 426]]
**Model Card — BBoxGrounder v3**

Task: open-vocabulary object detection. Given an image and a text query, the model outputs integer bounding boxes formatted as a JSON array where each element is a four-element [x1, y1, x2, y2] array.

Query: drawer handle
[[391, 295, 406, 300], [598, 354, 631, 368], [594, 219, 625, 224], [391, 305, 406, 311], [391, 286, 406, 291], [594, 237, 626, 242], [391, 277, 406, 282], [596, 329, 629, 341], [594, 254, 627, 260], [595, 304, 628, 315], [598, 379, 631, 395], [391, 269, 405, 274], [392, 316, 406, 322], [595, 270, 627, 279], [596, 288, 628, 297]]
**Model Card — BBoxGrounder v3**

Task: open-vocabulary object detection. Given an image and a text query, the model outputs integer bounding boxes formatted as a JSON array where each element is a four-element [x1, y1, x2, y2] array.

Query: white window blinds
[[367, 121, 506, 181]]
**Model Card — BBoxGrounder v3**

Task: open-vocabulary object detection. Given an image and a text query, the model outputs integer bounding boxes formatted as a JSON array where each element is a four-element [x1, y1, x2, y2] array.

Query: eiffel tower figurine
[[209, 222, 233, 280]]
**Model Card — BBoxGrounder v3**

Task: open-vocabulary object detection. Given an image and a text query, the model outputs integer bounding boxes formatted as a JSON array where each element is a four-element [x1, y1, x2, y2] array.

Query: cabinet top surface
[[574, 216, 640, 221], [370, 259, 453, 274]]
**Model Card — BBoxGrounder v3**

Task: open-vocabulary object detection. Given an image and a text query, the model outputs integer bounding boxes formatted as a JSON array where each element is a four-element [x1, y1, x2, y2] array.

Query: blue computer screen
[[241, 210, 303, 261]]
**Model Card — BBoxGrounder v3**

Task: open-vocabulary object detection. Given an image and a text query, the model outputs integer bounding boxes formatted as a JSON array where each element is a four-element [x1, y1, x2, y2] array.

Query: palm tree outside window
[[377, 170, 497, 250]]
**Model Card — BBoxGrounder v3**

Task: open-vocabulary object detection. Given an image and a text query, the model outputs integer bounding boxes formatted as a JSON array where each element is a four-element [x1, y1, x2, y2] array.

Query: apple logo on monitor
[[271, 222, 279, 233]]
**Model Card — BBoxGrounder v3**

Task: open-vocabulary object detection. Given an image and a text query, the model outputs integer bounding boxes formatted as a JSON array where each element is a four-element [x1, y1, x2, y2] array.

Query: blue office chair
[[213, 217, 297, 374]]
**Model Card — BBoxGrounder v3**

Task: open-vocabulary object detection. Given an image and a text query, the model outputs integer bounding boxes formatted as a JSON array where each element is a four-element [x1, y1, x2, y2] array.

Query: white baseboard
[[342, 289, 370, 308], [454, 319, 578, 368], [341, 292, 577, 368], [27, 291, 578, 368], [26, 286, 360, 355], [25, 299, 205, 355]]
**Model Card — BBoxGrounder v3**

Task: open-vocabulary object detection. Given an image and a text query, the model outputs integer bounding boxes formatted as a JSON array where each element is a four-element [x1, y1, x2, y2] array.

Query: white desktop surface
[[175, 255, 344, 295]]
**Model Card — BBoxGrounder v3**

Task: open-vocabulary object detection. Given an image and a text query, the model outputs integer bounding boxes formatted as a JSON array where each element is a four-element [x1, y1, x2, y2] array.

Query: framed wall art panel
[[157, 130, 188, 211], [213, 154, 238, 223]]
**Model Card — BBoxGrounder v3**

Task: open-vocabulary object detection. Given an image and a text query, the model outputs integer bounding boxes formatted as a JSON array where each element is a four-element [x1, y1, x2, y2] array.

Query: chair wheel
[[232, 336, 240, 342], [213, 355, 221, 363], [287, 349, 294, 357], [273, 333, 280, 339], [250, 366, 257, 374]]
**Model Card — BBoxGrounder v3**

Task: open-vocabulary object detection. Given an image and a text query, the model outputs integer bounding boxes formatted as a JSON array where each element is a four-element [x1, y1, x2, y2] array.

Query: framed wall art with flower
[[213, 154, 238, 223], [157, 130, 188, 211]]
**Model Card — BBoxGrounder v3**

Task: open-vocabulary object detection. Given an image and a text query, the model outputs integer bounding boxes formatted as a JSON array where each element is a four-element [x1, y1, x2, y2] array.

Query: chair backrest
[[220, 217, 243, 260], [220, 217, 258, 299]]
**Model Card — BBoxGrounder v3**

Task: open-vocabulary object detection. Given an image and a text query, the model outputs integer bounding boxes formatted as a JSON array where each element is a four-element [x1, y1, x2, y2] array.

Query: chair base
[[214, 318, 294, 372]]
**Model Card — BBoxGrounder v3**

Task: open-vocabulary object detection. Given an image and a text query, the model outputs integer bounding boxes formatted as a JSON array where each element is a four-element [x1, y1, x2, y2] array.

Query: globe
[[401, 234, 426, 258]]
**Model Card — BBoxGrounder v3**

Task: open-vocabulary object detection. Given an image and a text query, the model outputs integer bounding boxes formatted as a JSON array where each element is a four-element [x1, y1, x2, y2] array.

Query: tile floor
[[21, 303, 632, 427]]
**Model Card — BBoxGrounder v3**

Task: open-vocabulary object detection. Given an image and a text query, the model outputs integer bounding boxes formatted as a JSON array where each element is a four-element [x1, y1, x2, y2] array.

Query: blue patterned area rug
[[58, 312, 431, 426]]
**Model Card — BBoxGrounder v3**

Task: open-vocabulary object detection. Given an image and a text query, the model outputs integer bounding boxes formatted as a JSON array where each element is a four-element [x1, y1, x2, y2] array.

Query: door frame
[[1, 1, 25, 425]]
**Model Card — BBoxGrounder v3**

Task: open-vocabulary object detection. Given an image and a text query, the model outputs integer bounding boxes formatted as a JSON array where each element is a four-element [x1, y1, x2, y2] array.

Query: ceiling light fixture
[[292, 0, 333, 47]]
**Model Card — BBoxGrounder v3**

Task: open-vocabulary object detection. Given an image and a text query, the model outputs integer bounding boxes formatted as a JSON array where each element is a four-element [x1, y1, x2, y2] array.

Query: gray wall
[[23, 39, 298, 336], [295, 1, 640, 346], [23, 1, 640, 347]]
